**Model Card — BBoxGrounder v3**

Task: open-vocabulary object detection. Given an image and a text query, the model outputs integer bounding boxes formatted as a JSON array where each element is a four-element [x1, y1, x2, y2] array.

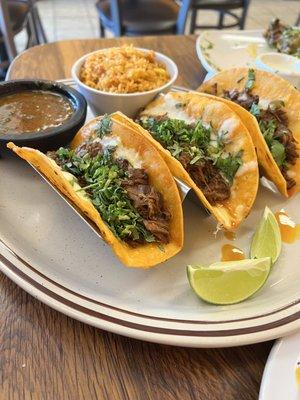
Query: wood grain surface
[[1, 35, 273, 400]]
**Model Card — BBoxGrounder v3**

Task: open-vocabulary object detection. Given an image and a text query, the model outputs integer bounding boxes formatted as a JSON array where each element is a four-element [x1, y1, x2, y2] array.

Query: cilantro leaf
[[95, 114, 112, 138], [215, 152, 243, 183], [245, 69, 255, 91], [250, 103, 261, 117], [271, 141, 286, 167], [139, 117, 243, 185], [51, 146, 156, 244]]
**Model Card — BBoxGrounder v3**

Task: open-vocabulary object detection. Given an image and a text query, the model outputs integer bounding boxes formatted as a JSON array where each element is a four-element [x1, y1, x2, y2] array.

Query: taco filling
[[138, 117, 243, 205], [264, 18, 300, 57], [47, 116, 171, 246], [221, 69, 298, 189]]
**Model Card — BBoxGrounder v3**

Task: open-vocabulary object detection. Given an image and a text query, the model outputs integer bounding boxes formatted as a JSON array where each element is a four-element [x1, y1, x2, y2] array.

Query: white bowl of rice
[[71, 46, 178, 118]]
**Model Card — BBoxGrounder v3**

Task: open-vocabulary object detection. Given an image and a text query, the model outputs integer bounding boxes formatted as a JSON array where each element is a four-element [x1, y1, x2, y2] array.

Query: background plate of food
[[196, 19, 300, 75]]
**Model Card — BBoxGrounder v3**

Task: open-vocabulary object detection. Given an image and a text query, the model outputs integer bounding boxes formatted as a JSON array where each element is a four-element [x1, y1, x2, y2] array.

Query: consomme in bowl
[[0, 90, 74, 136], [0, 79, 87, 151]]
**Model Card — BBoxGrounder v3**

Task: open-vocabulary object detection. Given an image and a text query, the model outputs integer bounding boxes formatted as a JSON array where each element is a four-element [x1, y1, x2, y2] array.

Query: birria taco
[[115, 92, 259, 231], [7, 112, 183, 268], [199, 68, 300, 197]]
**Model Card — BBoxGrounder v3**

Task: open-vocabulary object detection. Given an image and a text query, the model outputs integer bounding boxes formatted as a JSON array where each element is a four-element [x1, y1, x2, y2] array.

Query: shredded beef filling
[[259, 107, 298, 166], [75, 141, 103, 157], [223, 89, 259, 112], [120, 165, 171, 244], [47, 150, 67, 168], [179, 153, 230, 205], [47, 143, 170, 246], [223, 90, 298, 189]]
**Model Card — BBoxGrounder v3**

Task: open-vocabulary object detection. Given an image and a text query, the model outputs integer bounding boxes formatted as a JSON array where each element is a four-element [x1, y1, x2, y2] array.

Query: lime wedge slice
[[250, 206, 281, 264], [187, 257, 271, 305]]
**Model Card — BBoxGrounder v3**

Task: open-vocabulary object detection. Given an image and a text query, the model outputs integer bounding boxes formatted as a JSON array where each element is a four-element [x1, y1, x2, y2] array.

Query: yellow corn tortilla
[[198, 68, 300, 197], [7, 112, 184, 268], [117, 92, 259, 231]]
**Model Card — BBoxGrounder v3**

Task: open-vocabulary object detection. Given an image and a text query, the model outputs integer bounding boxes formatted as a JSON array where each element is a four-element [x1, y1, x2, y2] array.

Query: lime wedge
[[250, 206, 281, 264], [187, 257, 271, 305]]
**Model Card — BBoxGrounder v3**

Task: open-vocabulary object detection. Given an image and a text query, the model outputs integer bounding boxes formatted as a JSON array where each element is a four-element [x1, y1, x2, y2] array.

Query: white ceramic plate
[[259, 331, 300, 399], [1, 82, 300, 347], [196, 29, 271, 74]]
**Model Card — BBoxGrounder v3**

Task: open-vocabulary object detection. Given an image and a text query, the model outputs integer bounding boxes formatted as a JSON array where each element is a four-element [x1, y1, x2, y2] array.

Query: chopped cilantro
[[259, 119, 277, 148], [53, 147, 155, 244], [269, 100, 285, 111], [215, 151, 243, 183], [270, 141, 286, 167], [245, 69, 255, 91], [95, 114, 112, 138], [139, 117, 242, 185], [259, 118, 287, 168], [250, 103, 261, 117]]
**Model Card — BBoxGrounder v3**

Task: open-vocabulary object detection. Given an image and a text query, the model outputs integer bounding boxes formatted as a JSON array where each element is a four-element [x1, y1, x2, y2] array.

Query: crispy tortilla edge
[[7, 116, 184, 268]]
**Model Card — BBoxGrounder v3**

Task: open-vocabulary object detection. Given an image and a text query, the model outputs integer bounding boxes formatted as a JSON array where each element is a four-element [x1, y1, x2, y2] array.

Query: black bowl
[[0, 79, 87, 152]]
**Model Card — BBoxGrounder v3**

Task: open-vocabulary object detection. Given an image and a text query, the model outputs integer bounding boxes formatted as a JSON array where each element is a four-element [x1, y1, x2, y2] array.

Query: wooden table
[[2, 35, 272, 400]]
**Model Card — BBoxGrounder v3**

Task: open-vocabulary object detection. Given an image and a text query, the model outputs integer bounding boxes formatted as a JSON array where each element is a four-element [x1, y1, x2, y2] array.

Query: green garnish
[[215, 151, 243, 184], [245, 69, 255, 91], [259, 119, 276, 146], [259, 119, 286, 167], [270, 141, 286, 167], [249, 103, 261, 117], [139, 117, 242, 184], [95, 114, 112, 138], [54, 147, 155, 244], [269, 100, 285, 111]]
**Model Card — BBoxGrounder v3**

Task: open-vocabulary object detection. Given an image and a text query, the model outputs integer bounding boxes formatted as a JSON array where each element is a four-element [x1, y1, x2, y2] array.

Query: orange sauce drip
[[224, 231, 236, 241], [221, 244, 245, 262], [275, 210, 300, 244]]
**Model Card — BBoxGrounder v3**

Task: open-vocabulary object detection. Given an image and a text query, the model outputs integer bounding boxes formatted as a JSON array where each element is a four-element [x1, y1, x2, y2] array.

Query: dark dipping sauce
[[0, 90, 74, 136]]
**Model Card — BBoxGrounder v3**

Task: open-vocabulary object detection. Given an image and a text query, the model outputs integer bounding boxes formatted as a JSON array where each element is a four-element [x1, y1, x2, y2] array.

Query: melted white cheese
[[145, 93, 196, 124], [258, 99, 270, 110], [97, 135, 143, 168], [98, 136, 120, 149], [235, 161, 258, 177], [287, 170, 296, 178], [218, 118, 238, 138], [227, 136, 244, 153], [114, 147, 143, 168]]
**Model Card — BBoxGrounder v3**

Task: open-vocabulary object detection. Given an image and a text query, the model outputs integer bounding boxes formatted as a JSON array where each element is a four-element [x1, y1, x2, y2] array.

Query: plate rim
[[2, 78, 300, 348], [259, 331, 300, 399], [1, 237, 300, 348]]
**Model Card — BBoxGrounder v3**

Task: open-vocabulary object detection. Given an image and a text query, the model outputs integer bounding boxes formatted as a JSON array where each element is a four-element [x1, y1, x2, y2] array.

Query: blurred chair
[[189, 0, 250, 33], [0, 0, 46, 76], [95, 0, 191, 37]]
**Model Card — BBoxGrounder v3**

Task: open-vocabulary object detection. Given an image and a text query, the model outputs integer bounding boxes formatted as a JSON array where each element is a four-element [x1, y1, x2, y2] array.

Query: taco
[[7, 112, 184, 268], [199, 68, 300, 197], [116, 92, 259, 231]]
